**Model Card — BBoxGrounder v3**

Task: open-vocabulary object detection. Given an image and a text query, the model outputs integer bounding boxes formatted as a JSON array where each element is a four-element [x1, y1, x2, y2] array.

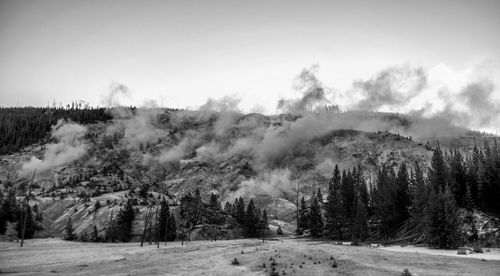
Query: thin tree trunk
[[140, 206, 152, 247], [108, 208, 114, 243], [164, 212, 168, 246], [155, 205, 160, 248], [21, 171, 36, 247]]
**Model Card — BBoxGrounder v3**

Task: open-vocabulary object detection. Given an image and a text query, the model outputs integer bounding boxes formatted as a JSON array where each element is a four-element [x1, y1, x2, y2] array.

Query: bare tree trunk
[[296, 181, 300, 233], [108, 208, 114, 243], [164, 212, 168, 246], [155, 205, 160, 248], [21, 171, 36, 247], [140, 206, 152, 247]]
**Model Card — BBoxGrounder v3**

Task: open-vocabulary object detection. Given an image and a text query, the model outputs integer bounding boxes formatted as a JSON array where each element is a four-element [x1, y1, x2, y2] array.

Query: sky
[[1, 0, 499, 115]]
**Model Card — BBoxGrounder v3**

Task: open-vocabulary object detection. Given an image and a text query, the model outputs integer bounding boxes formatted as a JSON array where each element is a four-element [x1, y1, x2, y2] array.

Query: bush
[[277, 225, 283, 235], [401, 268, 412, 276]]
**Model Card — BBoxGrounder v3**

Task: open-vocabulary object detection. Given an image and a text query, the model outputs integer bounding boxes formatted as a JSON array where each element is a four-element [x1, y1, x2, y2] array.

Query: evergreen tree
[[316, 187, 323, 208], [91, 225, 99, 242], [65, 218, 76, 241], [425, 185, 463, 249], [298, 196, 308, 230], [244, 199, 260, 237], [112, 201, 135, 242], [223, 201, 232, 214], [410, 163, 429, 235], [209, 193, 221, 211], [158, 198, 170, 241], [166, 213, 177, 241], [16, 204, 37, 239], [442, 185, 463, 248], [308, 196, 323, 237], [259, 210, 269, 240], [394, 162, 411, 223], [236, 197, 245, 223], [429, 143, 448, 192], [352, 197, 368, 242], [325, 165, 342, 239]]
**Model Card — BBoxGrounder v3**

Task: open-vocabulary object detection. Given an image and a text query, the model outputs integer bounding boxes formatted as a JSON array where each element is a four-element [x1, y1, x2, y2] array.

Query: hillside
[[0, 108, 498, 243]]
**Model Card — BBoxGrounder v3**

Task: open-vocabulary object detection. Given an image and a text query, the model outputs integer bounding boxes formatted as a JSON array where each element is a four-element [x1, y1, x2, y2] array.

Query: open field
[[1, 238, 499, 275]]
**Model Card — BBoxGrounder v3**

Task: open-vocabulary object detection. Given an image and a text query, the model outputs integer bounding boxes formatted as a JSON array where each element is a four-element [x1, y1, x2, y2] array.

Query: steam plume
[[21, 120, 87, 176]]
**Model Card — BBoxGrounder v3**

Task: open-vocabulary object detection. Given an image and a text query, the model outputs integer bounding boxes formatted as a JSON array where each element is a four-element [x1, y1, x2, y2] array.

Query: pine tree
[[16, 204, 37, 239], [352, 197, 368, 242], [429, 143, 448, 193], [298, 196, 308, 230], [410, 163, 429, 235], [259, 210, 269, 241], [65, 218, 76, 240], [209, 193, 221, 211], [158, 198, 170, 241], [236, 197, 245, 223], [167, 213, 176, 241], [316, 187, 323, 208], [425, 185, 463, 249], [91, 225, 99, 242], [395, 162, 411, 223], [113, 201, 135, 242], [442, 185, 463, 249], [244, 199, 259, 237], [325, 165, 342, 239], [308, 195, 323, 237]]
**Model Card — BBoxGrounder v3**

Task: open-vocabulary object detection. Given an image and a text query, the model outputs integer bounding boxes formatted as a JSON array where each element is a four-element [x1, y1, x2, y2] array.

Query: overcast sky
[[1, 0, 499, 113]]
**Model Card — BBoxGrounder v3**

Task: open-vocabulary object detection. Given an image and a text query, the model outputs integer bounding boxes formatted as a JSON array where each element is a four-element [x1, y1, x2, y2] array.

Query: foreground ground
[[1, 238, 499, 275]]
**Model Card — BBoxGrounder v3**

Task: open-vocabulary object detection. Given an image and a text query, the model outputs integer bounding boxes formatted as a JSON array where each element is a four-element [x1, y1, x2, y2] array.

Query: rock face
[[0, 110, 482, 238]]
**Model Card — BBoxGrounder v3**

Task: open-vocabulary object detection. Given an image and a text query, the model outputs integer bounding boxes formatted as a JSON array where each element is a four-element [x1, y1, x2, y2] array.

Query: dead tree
[[140, 204, 153, 247], [20, 171, 36, 247]]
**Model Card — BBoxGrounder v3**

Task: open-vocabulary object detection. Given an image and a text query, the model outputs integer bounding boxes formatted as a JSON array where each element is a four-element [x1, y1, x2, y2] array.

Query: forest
[[297, 140, 500, 249], [0, 105, 111, 154]]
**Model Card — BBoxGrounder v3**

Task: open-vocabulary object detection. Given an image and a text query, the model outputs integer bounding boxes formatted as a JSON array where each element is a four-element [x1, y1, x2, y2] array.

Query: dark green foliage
[[276, 225, 283, 235], [429, 145, 448, 192], [64, 218, 76, 241], [16, 204, 38, 239], [259, 209, 269, 236], [158, 199, 177, 241], [352, 197, 368, 242], [158, 199, 171, 241], [91, 225, 100, 242], [166, 213, 177, 241], [109, 201, 135, 242], [298, 196, 308, 230], [308, 195, 323, 237], [0, 106, 111, 155], [236, 197, 246, 223], [325, 165, 343, 239], [244, 199, 260, 237], [209, 193, 221, 210], [426, 185, 463, 249], [410, 163, 429, 234]]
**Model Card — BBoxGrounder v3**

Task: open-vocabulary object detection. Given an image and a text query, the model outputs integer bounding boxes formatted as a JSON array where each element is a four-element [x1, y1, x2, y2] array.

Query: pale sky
[[1, 0, 499, 113]]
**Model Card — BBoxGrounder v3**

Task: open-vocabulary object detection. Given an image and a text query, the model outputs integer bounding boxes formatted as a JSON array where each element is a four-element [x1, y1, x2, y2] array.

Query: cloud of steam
[[157, 138, 192, 163], [228, 169, 294, 200], [353, 66, 427, 111], [100, 82, 132, 107], [21, 120, 87, 176], [315, 158, 336, 178], [122, 108, 166, 148], [198, 95, 242, 136], [277, 65, 332, 113]]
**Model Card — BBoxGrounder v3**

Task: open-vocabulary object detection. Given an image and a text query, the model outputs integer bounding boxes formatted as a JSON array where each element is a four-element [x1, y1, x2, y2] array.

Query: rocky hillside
[[0, 109, 494, 239]]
